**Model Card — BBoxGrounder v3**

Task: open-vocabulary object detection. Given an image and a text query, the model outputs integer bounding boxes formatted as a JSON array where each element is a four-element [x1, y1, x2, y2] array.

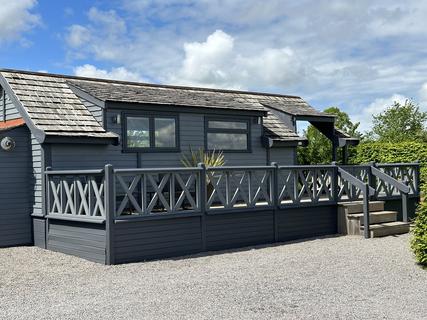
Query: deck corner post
[[363, 183, 370, 239], [331, 162, 339, 203], [198, 163, 207, 251], [104, 164, 115, 265], [271, 162, 279, 242]]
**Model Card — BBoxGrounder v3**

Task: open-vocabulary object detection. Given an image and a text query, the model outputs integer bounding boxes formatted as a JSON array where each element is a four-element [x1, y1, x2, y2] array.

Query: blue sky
[[1, 0, 427, 132]]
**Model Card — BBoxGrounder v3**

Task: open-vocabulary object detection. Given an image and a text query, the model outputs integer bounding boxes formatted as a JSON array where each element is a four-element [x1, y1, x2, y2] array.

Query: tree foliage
[[297, 107, 361, 164], [367, 100, 427, 142]]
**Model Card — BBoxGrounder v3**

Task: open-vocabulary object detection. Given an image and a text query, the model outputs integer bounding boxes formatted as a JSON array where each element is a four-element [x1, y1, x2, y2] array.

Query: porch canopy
[[262, 99, 360, 163]]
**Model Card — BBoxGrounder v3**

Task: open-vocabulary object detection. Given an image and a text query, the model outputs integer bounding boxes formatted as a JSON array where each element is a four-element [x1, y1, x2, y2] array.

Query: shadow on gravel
[[161, 233, 344, 263]]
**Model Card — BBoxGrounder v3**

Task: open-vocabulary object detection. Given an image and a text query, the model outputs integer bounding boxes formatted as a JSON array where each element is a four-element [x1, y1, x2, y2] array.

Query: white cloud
[[418, 83, 427, 107], [66, 25, 91, 48], [0, 0, 40, 42], [170, 30, 307, 89], [351, 94, 409, 132], [64, 1, 427, 120], [74, 64, 145, 82]]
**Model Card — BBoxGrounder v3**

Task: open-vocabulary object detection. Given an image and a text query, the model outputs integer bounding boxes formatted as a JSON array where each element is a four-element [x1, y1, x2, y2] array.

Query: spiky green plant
[[181, 147, 225, 167]]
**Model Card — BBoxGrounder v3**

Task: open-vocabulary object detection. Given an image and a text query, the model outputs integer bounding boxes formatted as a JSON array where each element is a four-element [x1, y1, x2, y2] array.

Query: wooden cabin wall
[[0, 126, 32, 246]]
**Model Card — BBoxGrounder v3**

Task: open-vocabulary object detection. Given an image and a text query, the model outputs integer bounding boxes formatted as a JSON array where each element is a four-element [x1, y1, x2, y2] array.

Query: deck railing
[[45, 168, 106, 222], [277, 165, 336, 206], [44, 162, 420, 233], [205, 165, 274, 211]]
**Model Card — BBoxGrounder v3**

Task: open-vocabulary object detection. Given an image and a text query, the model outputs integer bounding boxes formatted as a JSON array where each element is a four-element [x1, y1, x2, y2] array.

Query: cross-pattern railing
[[205, 166, 274, 210], [277, 165, 335, 206], [376, 163, 419, 197], [114, 168, 202, 217], [338, 165, 371, 201], [45, 169, 106, 221], [44, 162, 420, 227]]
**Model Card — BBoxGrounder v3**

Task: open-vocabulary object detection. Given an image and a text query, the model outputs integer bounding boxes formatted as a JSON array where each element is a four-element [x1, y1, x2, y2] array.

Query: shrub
[[351, 141, 426, 193], [411, 201, 427, 267]]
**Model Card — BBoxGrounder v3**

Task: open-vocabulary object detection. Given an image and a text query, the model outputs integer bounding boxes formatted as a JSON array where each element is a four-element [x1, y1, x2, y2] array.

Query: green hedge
[[351, 142, 426, 193], [411, 202, 427, 267]]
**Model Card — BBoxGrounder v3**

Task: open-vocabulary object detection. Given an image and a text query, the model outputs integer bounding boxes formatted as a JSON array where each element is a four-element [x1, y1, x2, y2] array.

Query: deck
[[35, 162, 420, 264]]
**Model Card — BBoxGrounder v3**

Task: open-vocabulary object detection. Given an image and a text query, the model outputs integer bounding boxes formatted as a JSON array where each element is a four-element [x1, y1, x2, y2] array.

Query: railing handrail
[[114, 167, 202, 174], [45, 169, 104, 175], [278, 165, 336, 170], [371, 166, 410, 194], [337, 166, 376, 196], [206, 165, 274, 170], [376, 162, 420, 167]]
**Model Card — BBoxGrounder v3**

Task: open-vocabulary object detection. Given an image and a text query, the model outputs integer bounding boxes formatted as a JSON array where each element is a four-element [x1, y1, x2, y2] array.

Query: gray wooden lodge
[[0, 69, 420, 264]]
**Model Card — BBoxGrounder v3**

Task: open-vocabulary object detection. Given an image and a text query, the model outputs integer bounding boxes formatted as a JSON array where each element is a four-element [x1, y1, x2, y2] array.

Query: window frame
[[204, 116, 251, 153], [123, 112, 180, 153]]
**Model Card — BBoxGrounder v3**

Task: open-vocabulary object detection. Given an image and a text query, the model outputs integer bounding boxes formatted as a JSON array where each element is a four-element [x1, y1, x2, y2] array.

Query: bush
[[351, 141, 427, 194], [411, 202, 427, 267]]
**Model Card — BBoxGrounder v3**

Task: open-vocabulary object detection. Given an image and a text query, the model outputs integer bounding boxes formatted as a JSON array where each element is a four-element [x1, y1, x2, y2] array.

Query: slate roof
[[68, 78, 333, 119], [0, 71, 117, 140], [263, 112, 306, 142], [0, 69, 327, 142]]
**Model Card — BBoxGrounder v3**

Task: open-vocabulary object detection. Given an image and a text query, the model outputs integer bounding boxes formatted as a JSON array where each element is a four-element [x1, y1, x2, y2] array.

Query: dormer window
[[124, 114, 179, 152], [205, 117, 250, 152]]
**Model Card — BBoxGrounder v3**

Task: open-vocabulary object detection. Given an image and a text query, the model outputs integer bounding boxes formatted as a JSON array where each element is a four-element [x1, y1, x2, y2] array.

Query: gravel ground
[[0, 234, 426, 320]]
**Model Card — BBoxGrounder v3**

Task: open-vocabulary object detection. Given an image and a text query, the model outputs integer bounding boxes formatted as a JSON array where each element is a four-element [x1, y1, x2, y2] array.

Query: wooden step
[[338, 200, 384, 214], [348, 210, 397, 226], [360, 221, 410, 238]]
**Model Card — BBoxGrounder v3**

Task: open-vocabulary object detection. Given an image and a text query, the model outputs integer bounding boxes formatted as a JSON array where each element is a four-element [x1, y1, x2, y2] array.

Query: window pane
[[208, 120, 247, 130], [155, 118, 176, 148], [127, 117, 149, 148], [207, 133, 247, 150]]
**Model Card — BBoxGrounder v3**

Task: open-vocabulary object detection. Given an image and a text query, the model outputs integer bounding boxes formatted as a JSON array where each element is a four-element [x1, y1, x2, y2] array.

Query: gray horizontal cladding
[[111, 206, 338, 264], [48, 108, 268, 172], [47, 220, 106, 264], [33, 218, 46, 248], [384, 197, 419, 221], [0, 126, 32, 247], [31, 135, 43, 216], [107, 108, 268, 168], [205, 210, 275, 250], [113, 216, 202, 264], [270, 147, 296, 165], [277, 205, 338, 241], [0, 92, 21, 121]]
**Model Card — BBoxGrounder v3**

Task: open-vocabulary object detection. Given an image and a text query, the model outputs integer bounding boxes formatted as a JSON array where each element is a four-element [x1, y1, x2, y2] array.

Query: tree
[[367, 99, 427, 142], [297, 107, 361, 164]]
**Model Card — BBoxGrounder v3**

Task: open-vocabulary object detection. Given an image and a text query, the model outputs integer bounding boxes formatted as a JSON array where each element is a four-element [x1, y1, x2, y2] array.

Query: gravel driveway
[[0, 234, 426, 320]]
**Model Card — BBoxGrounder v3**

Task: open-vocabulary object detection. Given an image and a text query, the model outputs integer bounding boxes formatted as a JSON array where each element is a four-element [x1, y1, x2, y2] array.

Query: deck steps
[[360, 222, 411, 238], [348, 211, 397, 226], [338, 200, 410, 238]]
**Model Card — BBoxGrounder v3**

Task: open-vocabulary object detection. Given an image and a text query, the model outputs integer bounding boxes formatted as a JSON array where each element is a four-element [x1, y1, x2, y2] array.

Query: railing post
[[104, 164, 115, 265], [402, 181, 409, 223], [363, 183, 370, 239], [198, 163, 207, 251], [271, 162, 279, 242], [44, 167, 52, 216], [369, 162, 377, 199], [331, 162, 339, 203]]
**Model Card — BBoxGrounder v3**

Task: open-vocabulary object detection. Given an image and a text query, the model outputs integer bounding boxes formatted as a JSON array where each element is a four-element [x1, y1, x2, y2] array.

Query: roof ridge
[[0, 68, 302, 99]]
